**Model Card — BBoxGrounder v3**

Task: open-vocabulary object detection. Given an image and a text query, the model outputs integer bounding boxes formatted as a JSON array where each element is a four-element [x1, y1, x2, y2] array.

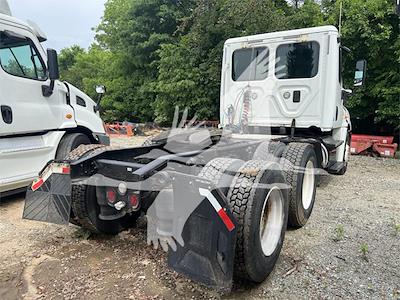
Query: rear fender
[[166, 172, 237, 291]]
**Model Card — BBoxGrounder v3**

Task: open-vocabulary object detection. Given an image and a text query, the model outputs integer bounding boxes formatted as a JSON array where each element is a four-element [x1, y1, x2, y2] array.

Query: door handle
[[1, 105, 13, 124], [293, 91, 301, 103]]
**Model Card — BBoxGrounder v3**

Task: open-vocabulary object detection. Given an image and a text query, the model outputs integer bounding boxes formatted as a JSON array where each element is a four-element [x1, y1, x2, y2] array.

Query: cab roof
[[0, 13, 47, 42], [0, 13, 33, 32], [225, 26, 338, 45]]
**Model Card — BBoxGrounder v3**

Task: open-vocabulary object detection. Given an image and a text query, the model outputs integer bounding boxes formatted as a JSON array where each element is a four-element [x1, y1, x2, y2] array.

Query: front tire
[[56, 133, 91, 159]]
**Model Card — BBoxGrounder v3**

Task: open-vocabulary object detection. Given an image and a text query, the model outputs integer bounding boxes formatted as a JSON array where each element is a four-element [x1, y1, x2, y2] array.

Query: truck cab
[[220, 26, 366, 174], [0, 1, 108, 196]]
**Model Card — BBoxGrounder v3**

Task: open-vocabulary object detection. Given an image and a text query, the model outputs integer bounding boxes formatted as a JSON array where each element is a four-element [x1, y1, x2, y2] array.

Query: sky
[[8, 0, 107, 51]]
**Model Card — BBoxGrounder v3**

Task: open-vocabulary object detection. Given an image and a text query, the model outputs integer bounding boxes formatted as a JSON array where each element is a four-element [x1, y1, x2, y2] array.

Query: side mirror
[[96, 85, 106, 95], [95, 85, 106, 113], [42, 48, 59, 97], [354, 59, 367, 87], [47, 48, 60, 80]]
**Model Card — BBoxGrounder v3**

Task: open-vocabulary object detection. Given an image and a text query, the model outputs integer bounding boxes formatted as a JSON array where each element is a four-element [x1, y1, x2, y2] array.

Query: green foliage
[[93, 0, 193, 122], [59, 45, 85, 75], [325, 0, 400, 127], [156, 0, 289, 122], [359, 243, 369, 261], [59, 0, 400, 129], [333, 224, 345, 241], [289, 0, 324, 28], [393, 223, 400, 235]]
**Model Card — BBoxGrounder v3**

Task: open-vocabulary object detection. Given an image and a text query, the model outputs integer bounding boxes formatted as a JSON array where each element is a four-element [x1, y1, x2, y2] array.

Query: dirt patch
[[110, 130, 161, 148], [0, 138, 399, 299]]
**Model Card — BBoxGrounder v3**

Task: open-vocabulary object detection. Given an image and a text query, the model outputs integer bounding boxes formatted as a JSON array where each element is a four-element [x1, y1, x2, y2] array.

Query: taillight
[[106, 188, 117, 204], [129, 194, 139, 209]]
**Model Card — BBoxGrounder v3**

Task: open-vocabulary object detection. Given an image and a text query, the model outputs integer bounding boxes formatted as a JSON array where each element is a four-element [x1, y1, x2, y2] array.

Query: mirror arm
[[340, 45, 351, 53], [96, 94, 103, 105], [42, 80, 55, 97]]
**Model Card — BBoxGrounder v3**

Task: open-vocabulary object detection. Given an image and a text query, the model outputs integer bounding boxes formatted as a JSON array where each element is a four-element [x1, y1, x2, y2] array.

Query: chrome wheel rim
[[302, 160, 315, 210], [259, 187, 284, 257]]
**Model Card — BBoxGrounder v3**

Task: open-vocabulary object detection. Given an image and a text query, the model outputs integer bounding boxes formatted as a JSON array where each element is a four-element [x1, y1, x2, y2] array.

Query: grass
[[74, 227, 92, 240], [359, 243, 369, 261], [367, 283, 374, 291], [333, 224, 345, 242], [393, 223, 400, 236], [395, 151, 400, 160]]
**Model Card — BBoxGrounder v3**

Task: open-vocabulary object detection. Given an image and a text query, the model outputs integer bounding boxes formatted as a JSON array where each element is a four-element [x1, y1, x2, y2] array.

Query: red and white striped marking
[[31, 163, 70, 192], [199, 188, 235, 232]]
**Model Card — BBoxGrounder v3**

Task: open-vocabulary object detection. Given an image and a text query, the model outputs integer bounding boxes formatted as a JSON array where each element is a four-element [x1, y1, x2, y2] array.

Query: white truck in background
[[0, 0, 109, 196]]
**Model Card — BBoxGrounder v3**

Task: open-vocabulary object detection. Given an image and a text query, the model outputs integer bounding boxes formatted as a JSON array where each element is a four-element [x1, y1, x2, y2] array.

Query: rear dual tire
[[199, 158, 288, 283], [65, 144, 139, 235], [281, 143, 317, 228], [253, 141, 319, 228], [71, 185, 126, 235], [253, 141, 286, 162]]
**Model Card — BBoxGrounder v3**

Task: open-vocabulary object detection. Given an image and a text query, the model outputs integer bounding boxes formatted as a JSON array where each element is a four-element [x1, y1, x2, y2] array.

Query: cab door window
[[0, 31, 47, 80]]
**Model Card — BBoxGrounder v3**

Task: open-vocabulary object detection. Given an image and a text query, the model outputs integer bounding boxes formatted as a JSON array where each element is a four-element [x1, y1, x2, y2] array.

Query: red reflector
[[32, 179, 44, 191], [217, 209, 235, 232], [62, 167, 70, 174], [106, 189, 116, 204], [129, 194, 139, 208]]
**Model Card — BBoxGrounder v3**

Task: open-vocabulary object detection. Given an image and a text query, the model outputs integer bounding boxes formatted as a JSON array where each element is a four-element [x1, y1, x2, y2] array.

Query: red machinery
[[350, 134, 398, 158], [105, 122, 134, 137]]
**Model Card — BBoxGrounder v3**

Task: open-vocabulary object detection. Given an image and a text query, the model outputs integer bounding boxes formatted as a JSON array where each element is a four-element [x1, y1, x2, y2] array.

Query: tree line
[[59, 0, 400, 133]]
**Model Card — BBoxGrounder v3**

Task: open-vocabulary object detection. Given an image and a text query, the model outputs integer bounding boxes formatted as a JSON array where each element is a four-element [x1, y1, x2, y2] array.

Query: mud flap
[[167, 173, 237, 291], [23, 163, 72, 225]]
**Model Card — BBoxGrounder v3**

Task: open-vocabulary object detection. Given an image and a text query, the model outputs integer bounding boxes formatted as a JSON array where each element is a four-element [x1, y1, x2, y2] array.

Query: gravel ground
[[0, 136, 399, 300]]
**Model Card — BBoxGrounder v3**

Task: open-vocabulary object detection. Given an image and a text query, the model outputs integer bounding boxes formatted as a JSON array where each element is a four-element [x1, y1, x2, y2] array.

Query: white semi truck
[[23, 25, 366, 290], [0, 0, 109, 196]]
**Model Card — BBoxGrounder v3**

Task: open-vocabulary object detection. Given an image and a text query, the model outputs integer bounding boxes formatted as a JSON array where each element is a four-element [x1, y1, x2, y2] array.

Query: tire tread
[[226, 160, 272, 280], [281, 142, 313, 227]]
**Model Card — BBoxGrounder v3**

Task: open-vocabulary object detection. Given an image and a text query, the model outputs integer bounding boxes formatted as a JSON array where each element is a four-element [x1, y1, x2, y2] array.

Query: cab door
[[0, 28, 64, 136]]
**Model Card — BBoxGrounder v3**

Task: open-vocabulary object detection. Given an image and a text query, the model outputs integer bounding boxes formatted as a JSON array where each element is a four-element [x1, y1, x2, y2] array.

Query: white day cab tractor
[[23, 25, 366, 291], [0, 0, 109, 197]]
